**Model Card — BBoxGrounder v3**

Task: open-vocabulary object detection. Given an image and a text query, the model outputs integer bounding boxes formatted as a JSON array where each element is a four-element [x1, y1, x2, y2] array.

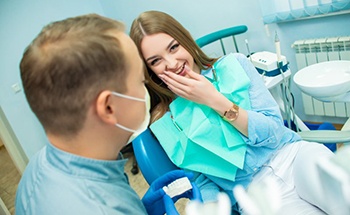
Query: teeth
[[175, 65, 185, 74]]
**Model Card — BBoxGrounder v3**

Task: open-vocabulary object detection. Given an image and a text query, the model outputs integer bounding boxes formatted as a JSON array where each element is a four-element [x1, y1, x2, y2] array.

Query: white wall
[[0, 0, 105, 159], [100, 0, 276, 55]]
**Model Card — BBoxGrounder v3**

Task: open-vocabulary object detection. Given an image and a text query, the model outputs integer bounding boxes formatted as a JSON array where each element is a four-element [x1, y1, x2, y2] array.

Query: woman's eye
[[170, 43, 179, 52], [150, 58, 160, 66]]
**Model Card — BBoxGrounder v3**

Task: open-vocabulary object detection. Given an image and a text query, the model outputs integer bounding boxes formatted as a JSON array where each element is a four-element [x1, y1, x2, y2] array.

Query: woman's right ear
[[95, 91, 118, 125]]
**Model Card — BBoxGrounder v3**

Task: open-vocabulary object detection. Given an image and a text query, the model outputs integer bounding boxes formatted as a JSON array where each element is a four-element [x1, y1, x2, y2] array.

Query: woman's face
[[140, 33, 200, 78]]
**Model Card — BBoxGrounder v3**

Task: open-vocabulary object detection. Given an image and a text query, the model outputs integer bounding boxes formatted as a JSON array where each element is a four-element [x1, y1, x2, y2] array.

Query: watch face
[[226, 110, 237, 119], [224, 104, 239, 121]]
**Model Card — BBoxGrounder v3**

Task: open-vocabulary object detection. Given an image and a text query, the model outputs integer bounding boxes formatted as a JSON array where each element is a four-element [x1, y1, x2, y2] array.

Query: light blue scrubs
[[191, 53, 302, 205], [15, 143, 147, 215]]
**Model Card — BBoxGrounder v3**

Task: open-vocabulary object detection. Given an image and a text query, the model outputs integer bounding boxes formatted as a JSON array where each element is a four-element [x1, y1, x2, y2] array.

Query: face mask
[[112, 87, 151, 144]]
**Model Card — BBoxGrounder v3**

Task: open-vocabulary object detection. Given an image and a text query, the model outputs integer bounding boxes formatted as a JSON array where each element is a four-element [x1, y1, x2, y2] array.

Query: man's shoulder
[[20, 146, 46, 175]]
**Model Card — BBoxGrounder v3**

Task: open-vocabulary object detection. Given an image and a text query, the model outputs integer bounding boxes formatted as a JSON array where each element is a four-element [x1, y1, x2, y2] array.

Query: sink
[[293, 60, 350, 102]]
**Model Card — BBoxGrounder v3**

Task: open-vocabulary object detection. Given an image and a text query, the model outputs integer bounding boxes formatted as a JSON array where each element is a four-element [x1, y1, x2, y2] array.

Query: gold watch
[[223, 103, 239, 121]]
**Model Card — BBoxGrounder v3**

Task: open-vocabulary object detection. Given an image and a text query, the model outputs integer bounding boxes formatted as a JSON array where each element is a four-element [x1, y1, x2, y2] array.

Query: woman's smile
[[173, 63, 186, 76]]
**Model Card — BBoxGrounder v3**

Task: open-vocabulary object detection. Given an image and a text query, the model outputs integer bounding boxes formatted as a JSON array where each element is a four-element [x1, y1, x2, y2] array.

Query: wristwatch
[[223, 103, 239, 121]]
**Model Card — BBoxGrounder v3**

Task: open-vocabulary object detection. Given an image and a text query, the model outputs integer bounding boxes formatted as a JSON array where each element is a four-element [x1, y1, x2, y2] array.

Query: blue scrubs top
[[15, 142, 147, 215]]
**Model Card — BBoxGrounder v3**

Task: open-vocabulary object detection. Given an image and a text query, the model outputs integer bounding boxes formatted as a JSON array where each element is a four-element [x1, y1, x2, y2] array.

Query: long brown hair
[[130, 10, 217, 122]]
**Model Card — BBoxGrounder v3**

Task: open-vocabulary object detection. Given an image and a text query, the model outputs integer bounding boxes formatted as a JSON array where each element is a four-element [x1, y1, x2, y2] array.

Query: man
[[15, 14, 193, 215]]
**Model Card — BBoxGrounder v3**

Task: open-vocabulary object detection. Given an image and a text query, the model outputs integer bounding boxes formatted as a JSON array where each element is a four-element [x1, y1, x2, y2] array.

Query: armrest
[[297, 130, 350, 144], [341, 117, 350, 131]]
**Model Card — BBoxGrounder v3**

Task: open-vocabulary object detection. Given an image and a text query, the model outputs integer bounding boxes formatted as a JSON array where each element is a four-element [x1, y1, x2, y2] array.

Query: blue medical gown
[[15, 143, 147, 215]]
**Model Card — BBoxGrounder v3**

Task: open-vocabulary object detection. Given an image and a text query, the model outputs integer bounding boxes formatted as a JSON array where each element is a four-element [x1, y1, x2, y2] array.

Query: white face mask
[[112, 87, 151, 144]]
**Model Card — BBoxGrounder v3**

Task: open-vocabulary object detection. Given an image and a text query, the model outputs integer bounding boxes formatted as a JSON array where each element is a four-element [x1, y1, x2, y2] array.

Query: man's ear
[[95, 91, 117, 125]]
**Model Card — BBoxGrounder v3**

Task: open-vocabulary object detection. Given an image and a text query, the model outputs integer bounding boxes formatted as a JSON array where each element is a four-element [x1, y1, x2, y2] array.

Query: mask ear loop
[[112, 90, 147, 133], [115, 123, 136, 133], [111, 92, 146, 102]]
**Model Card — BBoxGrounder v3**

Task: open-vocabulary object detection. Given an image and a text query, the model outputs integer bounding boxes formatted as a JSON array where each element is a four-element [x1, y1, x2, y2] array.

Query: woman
[[130, 10, 333, 214]]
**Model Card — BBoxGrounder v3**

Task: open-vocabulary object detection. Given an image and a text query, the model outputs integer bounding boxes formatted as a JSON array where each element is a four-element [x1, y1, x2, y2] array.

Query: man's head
[[20, 14, 133, 137]]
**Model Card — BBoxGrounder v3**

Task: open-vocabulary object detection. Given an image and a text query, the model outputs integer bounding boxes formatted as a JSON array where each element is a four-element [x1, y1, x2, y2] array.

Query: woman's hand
[[158, 66, 221, 107], [159, 66, 249, 136]]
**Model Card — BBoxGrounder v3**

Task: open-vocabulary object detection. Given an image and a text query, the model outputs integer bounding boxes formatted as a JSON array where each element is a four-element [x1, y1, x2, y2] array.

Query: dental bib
[[150, 53, 251, 181]]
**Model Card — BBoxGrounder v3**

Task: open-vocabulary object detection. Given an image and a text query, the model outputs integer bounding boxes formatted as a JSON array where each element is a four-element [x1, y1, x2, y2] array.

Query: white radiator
[[292, 36, 350, 117]]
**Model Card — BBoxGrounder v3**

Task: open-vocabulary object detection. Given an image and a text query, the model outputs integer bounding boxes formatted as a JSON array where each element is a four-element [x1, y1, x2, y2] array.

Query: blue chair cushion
[[132, 128, 178, 185]]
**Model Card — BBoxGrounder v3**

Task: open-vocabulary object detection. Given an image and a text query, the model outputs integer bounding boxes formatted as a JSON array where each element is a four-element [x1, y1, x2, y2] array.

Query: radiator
[[292, 36, 350, 117]]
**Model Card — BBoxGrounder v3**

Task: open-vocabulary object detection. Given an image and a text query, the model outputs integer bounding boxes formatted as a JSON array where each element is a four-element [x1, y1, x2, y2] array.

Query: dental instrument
[[275, 31, 282, 64], [245, 39, 252, 62]]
